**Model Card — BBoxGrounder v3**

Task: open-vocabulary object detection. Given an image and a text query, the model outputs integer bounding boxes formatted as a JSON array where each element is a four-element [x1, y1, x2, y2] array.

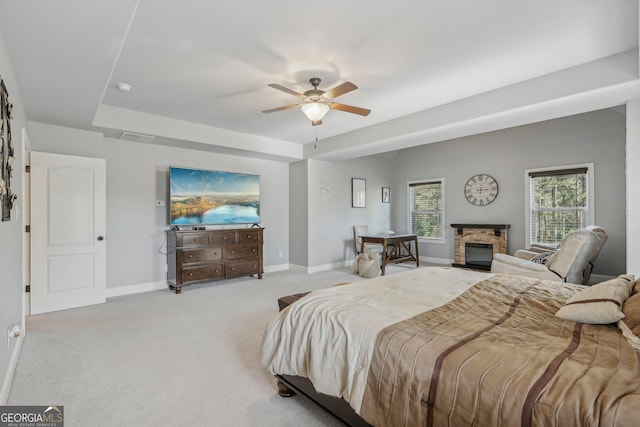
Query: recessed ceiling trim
[[94, 105, 304, 160]]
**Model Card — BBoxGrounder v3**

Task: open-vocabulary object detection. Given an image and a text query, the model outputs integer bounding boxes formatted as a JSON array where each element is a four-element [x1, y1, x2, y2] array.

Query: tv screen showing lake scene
[[170, 167, 260, 225]]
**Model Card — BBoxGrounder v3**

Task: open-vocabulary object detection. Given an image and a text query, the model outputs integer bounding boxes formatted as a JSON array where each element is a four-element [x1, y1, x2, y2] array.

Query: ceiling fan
[[262, 77, 371, 126]]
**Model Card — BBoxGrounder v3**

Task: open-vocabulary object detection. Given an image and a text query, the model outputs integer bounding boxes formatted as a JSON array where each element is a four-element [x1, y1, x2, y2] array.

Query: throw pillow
[[530, 251, 555, 264], [622, 292, 640, 336], [556, 275, 635, 324]]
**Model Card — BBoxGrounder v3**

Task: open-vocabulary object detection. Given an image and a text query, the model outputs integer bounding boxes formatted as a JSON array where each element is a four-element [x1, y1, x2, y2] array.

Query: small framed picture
[[352, 178, 366, 208], [382, 186, 390, 203]]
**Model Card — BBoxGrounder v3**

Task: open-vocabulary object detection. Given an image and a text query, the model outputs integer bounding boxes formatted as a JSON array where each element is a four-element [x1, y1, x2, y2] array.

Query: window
[[408, 179, 444, 241], [526, 164, 594, 246]]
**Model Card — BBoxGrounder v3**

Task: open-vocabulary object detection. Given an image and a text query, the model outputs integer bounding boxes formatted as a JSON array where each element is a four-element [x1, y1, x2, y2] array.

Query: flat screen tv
[[169, 166, 260, 226]]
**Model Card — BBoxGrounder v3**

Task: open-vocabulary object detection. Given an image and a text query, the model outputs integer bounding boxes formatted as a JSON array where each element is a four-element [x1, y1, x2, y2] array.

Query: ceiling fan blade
[[267, 83, 304, 98], [312, 119, 323, 126], [262, 104, 301, 113], [323, 81, 357, 99], [329, 102, 371, 116]]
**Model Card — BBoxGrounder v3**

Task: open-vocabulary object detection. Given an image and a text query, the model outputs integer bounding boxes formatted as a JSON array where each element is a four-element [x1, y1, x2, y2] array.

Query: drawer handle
[[223, 237, 227, 240], [188, 254, 193, 258], [231, 267, 236, 271], [252, 248, 256, 252], [188, 272, 193, 277], [231, 250, 235, 254], [247, 235, 251, 238], [215, 269, 219, 273]]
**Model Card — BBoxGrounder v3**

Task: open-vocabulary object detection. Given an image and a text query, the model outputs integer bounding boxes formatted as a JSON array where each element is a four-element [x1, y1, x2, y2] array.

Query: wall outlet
[[278, 251, 284, 258], [155, 200, 165, 207], [7, 324, 20, 348], [164, 264, 168, 272]]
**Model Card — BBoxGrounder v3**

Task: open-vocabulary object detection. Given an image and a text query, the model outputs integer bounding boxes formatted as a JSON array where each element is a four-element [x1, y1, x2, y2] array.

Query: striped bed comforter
[[262, 267, 640, 426]]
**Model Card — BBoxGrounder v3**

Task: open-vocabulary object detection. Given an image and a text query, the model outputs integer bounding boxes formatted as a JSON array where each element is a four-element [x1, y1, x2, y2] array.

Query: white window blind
[[528, 167, 588, 245], [408, 180, 443, 239]]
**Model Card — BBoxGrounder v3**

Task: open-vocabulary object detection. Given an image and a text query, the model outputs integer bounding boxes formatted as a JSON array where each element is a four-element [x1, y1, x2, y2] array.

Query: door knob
[[97, 236, 105, 241]]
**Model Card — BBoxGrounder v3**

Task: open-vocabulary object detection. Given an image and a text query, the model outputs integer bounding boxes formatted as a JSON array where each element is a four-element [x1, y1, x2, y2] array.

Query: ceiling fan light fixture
[[301, 102, 330, 122]]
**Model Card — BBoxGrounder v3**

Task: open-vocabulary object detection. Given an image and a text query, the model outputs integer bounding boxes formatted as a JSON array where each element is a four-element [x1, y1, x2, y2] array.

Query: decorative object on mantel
[[0, 74, 17, 221], [464, 174, 498, 206], [450, 224, 510, 270], [352, 178, 366, 208]]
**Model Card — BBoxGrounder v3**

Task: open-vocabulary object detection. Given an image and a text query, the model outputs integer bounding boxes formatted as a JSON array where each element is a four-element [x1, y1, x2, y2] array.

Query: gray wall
[[0, 29, 27, 398], [289, 160, 308, 266], [306, 157, 393, 268], [28, 123, 290, 290], [391, 108, 626, 276]]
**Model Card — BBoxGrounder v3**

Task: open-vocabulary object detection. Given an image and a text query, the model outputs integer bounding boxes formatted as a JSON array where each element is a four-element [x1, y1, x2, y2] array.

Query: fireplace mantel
[[450, 224, 510, 270], [451, 223, 510, 235]]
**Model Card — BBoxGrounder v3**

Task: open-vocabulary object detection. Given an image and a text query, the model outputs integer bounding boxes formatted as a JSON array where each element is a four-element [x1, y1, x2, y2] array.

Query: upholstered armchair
[[491, 229, 599, 284], [511, 226, 608, 284], [579, 225, 608, 283]]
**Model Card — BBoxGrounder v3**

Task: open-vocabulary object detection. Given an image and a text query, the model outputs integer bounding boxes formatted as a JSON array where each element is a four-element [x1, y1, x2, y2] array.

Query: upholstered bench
[[277, 292, 310, 311], [277, 282, 351, 312]]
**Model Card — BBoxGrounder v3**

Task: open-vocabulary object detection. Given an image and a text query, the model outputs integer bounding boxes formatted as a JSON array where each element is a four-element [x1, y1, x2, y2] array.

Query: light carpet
[[8, 264, 420, 426]]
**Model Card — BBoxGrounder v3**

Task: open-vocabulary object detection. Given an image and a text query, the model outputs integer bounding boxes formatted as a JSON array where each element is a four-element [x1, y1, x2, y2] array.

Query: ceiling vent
[[119, 131, 155, 144]]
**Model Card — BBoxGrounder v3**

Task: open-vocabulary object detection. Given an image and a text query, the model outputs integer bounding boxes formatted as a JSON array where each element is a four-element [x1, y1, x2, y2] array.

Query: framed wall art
[[0, 75, 16, 221], [352, 178, 366, 208], [382, 186, 390, 203]]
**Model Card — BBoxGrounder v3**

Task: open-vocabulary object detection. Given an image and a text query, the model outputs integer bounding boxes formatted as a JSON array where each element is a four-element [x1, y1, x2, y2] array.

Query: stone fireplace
[[451, 224, 510, 270]]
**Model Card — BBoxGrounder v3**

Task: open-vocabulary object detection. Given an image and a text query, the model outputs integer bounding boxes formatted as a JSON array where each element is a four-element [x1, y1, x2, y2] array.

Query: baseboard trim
[[287, 264, 309, 273], [307, 260, 351, 274], [264, 263, 289, 273], [287, 263, 342, 274], [422, 256, 452, 265], [0, 329, 24, 405], [106, 281, 167, 298]]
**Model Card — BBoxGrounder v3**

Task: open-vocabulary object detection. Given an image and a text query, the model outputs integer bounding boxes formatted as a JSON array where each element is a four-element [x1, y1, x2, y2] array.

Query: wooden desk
[[360, 233, 419, 275]]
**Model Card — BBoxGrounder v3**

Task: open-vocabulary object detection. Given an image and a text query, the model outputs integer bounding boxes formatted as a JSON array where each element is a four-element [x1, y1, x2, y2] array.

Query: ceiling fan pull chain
[[314, 127, 318, 149]]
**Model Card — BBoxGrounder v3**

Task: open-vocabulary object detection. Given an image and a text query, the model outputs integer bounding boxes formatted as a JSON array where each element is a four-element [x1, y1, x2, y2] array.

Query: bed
[[261, 267, 640, 426]]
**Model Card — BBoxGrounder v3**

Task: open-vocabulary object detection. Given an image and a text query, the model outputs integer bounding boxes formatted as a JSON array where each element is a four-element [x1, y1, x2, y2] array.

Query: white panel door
[[30, 152, 106, 314]]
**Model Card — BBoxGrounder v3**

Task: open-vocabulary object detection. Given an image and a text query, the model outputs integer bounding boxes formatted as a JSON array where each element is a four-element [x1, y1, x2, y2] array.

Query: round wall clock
[[464, 174, 498, 206]]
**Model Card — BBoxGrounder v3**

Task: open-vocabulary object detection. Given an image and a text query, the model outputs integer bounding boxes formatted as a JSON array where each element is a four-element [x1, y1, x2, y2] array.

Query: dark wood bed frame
[[276, 374, 371, 427]]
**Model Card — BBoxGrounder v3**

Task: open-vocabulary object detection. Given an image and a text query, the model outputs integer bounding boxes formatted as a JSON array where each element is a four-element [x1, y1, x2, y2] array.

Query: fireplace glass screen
[[465, 243, 493, 267]]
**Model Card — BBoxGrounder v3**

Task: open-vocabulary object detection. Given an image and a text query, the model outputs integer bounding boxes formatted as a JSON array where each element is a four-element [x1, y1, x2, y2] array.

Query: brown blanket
[[360, 275, 640, 427]]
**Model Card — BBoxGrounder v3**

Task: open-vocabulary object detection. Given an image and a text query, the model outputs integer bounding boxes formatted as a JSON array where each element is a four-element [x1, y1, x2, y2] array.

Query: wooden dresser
[[166, 227, 264, 293]]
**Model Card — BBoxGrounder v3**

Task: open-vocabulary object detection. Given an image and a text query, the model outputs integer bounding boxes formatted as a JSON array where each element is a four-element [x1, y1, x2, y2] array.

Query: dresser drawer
[[178, 247, 222, 264], [224, 244, 259, 260], [181, 264, 224, 283], [178, 232, 210, 247], [210, 232, 237, 245], [238, 230, 262, 243], [226, 259, 260, 277]]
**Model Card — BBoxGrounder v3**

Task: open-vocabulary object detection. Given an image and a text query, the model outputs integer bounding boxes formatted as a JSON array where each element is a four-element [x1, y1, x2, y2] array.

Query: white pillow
[[555, 275, 635, 324]]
